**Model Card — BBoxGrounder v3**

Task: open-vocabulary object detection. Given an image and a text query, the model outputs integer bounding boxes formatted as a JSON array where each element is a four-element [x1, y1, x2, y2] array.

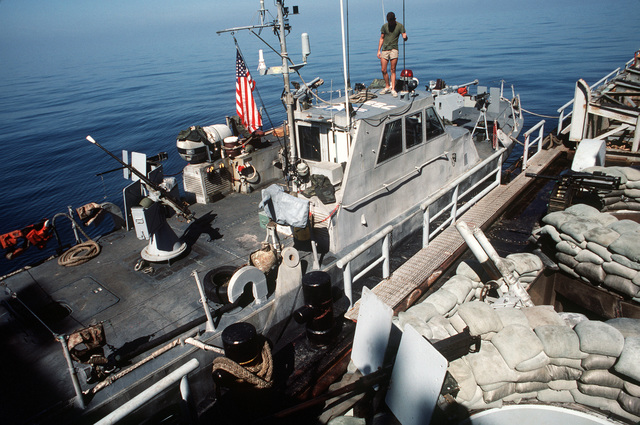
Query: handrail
[[94, 358, 200, 425], [342, 153, 449, 211], [421, 149, 504, 246], [337, 225, 392, 307], [337, 147, 505, 307], [556, 59, 634, 136], [523, 120, 546, 169]]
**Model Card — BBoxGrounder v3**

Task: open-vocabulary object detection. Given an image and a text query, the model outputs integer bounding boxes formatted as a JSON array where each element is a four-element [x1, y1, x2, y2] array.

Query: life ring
[[238, 163, 260, 184]]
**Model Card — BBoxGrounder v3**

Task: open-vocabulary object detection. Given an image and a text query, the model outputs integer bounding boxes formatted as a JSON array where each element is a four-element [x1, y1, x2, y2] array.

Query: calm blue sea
[[0, 1, 637, 275]]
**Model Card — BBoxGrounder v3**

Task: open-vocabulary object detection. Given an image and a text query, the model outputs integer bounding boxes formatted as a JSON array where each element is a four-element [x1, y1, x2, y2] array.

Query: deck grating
[[345, 145, 567, 320]]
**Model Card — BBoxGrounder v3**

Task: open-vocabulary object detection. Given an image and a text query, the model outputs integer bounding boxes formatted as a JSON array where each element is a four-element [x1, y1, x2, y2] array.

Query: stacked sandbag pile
[[395, 253, 543, 341], [537, 203, 640, 301], [394, 259, 640, 422], [580, 166, 640, 212]]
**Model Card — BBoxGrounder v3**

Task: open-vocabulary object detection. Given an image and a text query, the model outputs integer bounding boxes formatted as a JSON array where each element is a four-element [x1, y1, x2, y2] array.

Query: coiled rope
[[211, 341, 273, 389], [53, 212, 101, 267]]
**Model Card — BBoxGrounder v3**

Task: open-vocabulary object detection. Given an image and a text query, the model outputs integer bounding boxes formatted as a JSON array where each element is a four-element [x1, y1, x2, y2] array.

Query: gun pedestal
[[131, 201, 187, 262]]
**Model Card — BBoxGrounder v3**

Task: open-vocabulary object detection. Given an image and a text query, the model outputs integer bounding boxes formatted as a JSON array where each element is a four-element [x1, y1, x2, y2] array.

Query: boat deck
[[345, 144, 569, 321]]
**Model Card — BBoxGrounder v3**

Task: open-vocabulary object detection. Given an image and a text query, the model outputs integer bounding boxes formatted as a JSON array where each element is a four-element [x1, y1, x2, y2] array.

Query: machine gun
[[87, 136, 194, 222], [526, 170, 622, 212]]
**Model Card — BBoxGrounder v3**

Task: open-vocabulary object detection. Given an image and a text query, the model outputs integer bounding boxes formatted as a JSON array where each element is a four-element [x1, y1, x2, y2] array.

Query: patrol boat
[[0, 1, 524, 423]]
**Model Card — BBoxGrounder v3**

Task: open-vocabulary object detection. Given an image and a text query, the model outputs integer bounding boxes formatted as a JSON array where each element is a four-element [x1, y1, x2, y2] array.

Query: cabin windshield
[[406, 112, 423, 149], [425, 107, 445, 139], [377, 118, 403, 163]]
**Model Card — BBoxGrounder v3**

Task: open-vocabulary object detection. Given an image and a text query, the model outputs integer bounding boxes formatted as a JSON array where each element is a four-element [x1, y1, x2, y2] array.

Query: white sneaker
[[391, 89, 398, 97], [380, 87, 391, 94]]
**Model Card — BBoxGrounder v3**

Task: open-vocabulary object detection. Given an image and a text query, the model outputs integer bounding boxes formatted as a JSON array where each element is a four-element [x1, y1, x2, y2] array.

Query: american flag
[[236, 50, 262, 133]]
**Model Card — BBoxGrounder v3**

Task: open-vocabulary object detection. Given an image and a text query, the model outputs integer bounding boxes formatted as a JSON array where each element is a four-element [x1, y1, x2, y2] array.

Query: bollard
[[293, 271, 335, 346]]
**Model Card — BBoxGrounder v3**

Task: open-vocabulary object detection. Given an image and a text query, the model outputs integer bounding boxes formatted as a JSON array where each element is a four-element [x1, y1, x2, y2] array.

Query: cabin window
[[377, 119, 403, 164], [405, 112, 423, 149], [299, 126, 321, 161], [425, 107, 445, 140]]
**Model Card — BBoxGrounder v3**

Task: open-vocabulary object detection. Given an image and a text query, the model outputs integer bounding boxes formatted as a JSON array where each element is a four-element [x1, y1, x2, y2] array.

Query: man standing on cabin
[[377, 11, 407, 98]]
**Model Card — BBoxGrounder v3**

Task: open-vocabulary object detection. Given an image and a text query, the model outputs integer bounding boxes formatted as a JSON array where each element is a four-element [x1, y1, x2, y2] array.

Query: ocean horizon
[[0, 0, 637, 275]]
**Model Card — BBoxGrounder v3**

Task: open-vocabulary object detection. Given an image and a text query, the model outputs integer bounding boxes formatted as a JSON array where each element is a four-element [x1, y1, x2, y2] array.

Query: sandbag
[[522, 306, 566, 329], [491, 325, 546, 371], [584, 226, 620, 247], [534, 325, 585, 359], [456, 301, 503, 336], [440, 275, 475, 304], [581, 354, 617, 370], [559, 219, 599, 243], [542, 211, 573, 228], [574, 320, 625, 357], [406, 301, 440, 322], [603, 274, 640, 297], [456, 261, 483, 282], [556, 240, 582, 256], [448, 358, 478, 402], [624, 381, 640, 397], [580, 369, 625, 389], [426, 289, 458, 316], [606, 318, 640, 338], [575, 249, 604, 265], [505, 253, 543, 275], [611, 254, 640, 271], [586, 242, 612, 262], [575, 262, 606, 283], [614, 337, 640, 382], [618, 390, 640, 416], [608, 219, 640, 235], [609, 233, 640, 263], [577, 382, 621, 400], [602, 261, 638, 280], [494, 308, 530, 328], [466, 342, 516, 386], [537, 389, 575, 403]]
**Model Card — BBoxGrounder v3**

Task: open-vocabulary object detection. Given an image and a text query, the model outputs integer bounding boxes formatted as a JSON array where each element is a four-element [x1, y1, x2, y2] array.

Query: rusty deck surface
[[345, 144, 568, 321]]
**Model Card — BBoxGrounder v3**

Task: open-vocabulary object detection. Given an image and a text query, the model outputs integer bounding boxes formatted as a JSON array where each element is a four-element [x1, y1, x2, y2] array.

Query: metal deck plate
[[51, 276, 119, 325]]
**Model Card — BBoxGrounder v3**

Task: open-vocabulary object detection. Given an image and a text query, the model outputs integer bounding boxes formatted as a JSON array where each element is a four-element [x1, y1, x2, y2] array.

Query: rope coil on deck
[[211, 341, 273, 389], [53, 212, 101, 267]]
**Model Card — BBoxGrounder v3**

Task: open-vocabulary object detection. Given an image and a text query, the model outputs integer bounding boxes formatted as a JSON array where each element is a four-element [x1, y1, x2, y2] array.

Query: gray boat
[[0, 1, 525, 423]]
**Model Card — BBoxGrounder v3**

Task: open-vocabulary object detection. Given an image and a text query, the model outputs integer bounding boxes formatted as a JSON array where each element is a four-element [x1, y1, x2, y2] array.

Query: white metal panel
[[351, 287, 393, 375], [386, 324, 447, 425]]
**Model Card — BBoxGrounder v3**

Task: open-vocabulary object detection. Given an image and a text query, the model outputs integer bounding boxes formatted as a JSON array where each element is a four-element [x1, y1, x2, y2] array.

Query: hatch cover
[[51, 277, 119, 325]]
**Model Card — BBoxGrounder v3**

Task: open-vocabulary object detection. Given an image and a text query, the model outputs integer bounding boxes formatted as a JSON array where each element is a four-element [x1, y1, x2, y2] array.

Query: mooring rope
[[53, 213, 101, 267], [211, 341, 273, 389], [521, 107, 559, 119]]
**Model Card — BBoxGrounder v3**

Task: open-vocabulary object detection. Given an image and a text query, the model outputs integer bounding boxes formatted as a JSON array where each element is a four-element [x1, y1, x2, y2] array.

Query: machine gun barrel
[[86, 135, 194, 221]]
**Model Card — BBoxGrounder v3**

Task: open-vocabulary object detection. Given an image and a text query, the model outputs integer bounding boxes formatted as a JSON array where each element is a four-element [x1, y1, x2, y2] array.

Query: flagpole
[[276, 0, 298, 184]]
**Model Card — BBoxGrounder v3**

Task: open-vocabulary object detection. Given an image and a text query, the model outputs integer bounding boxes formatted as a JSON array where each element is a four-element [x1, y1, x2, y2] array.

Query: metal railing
[[556, 58, 634, 136], [94, 358, 200, 425], [337, 225, 392, 307], [421, 149, 504, 247], [522, 120, 546, 169], [336, 148, 505, 307]]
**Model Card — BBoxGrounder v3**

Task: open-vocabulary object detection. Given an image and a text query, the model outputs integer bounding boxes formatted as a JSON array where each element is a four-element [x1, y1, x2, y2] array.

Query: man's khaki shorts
[[380, 49, 399, 61]]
